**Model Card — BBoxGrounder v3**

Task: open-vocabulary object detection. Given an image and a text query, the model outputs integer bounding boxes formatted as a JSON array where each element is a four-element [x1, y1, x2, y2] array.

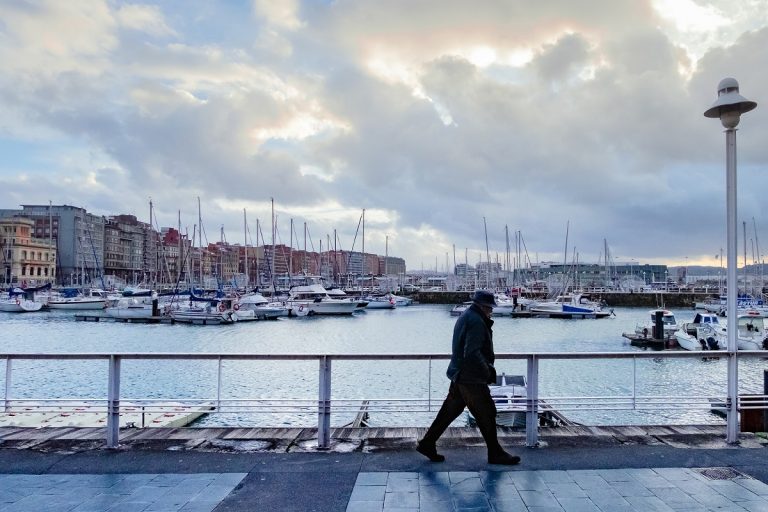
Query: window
[[21, 267, 25, 276], [37, 267, 41, 276]]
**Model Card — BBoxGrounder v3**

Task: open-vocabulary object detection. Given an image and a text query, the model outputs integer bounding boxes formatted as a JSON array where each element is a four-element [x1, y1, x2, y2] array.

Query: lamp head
[[704, 77, 757, 128]]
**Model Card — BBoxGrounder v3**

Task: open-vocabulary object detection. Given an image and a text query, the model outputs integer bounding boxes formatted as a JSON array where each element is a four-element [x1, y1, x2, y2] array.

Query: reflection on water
[[2, 305, 767, 427]]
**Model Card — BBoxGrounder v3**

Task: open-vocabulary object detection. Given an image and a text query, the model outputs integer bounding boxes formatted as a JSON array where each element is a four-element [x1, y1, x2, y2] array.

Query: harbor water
[[2, 306, 767, 428]]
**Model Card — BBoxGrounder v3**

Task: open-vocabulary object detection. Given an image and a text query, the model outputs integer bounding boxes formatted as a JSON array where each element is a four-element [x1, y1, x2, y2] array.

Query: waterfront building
[[1, 203, 407, 289], [378, 256, 405, 276], [0, 217, 57, 286], [104, 215, 157, 285], [0, 205, 106, 287]]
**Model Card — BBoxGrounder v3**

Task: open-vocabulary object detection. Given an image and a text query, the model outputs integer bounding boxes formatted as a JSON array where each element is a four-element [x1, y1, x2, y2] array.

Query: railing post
[[317, 356, 332, 449], [4, 358, 11, 413], [107, 355, 121, 448], [726, 350, 739, 444], [217, 357, 223, 412], [428, 357, 432, 411], [526, 355, 539, 447]]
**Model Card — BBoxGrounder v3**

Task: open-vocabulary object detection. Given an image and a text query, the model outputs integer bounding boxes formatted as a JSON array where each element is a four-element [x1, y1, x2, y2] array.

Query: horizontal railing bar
[[1, 350, 766, 360]]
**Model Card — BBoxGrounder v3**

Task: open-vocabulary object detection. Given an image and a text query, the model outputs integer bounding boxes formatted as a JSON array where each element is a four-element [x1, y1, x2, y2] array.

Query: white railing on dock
[[2, 351, 766, 449]]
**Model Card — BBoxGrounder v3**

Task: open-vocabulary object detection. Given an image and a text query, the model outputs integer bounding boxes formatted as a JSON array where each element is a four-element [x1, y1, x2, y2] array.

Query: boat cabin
[[692, 313, 720, 326]]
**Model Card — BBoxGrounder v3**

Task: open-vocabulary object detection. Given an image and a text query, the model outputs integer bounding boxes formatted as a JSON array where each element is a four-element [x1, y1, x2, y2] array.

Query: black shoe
[[416, 441, 445, 462], [488, 452, 521, 465]]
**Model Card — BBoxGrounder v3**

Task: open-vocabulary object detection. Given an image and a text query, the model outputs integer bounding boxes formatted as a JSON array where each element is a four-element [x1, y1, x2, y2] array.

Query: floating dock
[[0, 401, 214, 429], [75, 314, 229, 325], [622, 332, 679, 349], [509, 311, 613, 319]]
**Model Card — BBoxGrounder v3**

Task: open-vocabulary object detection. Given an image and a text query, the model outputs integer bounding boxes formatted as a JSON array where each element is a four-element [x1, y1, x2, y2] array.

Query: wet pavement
[[0, 427, 767, 511]]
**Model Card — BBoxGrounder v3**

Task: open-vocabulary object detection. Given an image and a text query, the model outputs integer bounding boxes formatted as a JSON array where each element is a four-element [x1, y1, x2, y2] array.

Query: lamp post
[[704, 77, 757, 444]]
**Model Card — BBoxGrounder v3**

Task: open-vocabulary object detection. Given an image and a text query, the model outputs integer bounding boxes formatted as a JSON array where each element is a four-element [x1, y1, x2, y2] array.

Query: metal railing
[[2, 351, 766, 449]]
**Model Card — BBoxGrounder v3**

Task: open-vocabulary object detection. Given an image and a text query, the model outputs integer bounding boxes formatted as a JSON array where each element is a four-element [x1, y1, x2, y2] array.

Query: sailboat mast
[[743, 220, 747, 295], [255, 218, 260, 288], [49, 200, 54, 286], [198, 197, 202, 287], [148, 198, 153, 286], [303, 222, 307, 274], [362, 208, 365, 277], [385, 235, 389, 275], [177, 210, 182, 285], [289, 218, 294, 280], [483, 217, 490, 289], [243, 208, 248, 290], [271, 198, 275, 290], [755, 218, 763, 289]]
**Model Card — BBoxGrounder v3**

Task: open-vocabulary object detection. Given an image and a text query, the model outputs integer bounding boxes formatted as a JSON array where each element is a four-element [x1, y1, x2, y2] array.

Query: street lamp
[[704, 77, 757, 444]]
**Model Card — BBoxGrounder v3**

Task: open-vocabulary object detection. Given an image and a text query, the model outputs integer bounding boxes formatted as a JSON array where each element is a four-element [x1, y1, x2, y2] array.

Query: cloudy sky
[[1, 0, 768, 272]]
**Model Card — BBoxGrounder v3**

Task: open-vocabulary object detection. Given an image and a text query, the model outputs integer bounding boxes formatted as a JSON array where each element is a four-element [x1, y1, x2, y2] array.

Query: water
[[2, 306, 767, 428]]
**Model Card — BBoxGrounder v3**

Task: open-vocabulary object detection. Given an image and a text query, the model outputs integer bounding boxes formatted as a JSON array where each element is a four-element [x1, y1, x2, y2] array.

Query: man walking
[[417, 290, 521, 465]]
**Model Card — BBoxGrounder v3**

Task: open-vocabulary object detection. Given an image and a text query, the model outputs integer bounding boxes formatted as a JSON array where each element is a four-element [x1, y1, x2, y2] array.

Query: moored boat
[[674, 313, 724, 351], [0, 296, 43, 312], [286, 278, 357, 316], [363, 295, 396, 310], [169, 296, 237, 325], [46, 288, 108, 310], [528, 293, 610, 318], [735, 312, 768, 350], [235, 293, 289, 320], [634, 309, 678, 338], [0, 283, 50, 313]]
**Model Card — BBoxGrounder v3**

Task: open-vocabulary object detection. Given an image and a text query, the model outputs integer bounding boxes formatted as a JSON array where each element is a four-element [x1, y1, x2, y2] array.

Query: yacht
[[235, 293, 289, 320], [287, 278, 357, 316]]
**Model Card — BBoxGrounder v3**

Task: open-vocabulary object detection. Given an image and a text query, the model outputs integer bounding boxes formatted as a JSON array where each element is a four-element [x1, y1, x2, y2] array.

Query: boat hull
[[287, 301, 357, 316], [170, 308, 236, 324], [104, 305, 155, 319], [47, 299, 107, 310], [0, 300, 43, 312]]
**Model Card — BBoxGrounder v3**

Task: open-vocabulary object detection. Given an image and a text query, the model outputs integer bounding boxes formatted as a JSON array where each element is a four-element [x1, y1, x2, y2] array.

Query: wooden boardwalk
[[0, 424, 746, 451]]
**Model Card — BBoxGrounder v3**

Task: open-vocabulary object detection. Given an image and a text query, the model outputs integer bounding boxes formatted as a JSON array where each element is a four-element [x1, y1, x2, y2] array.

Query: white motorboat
[[634, 309, 678, 338], [491, 293, 517, 316], [389, 294, 413, 306], [528, 293, 610, 318], [0, 296, 43, 312], [46, 288, 108, 310], [363, 295, 396, 309], [450, 302, 471, 316], [674, 313, 724, 351], [451, 295, 516, 317], [468, 373, 527, 428], [104, 297, 159, 319], [326, 288, 368, 311], [234, 293, 289, 320], [735, 313, 768, 350], [286, 280, 357, 316], [169, 296, 237, 325]]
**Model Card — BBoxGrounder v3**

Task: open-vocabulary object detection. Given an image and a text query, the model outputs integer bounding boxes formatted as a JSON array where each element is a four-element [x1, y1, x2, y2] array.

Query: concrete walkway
[[0, 428, 767, 511]]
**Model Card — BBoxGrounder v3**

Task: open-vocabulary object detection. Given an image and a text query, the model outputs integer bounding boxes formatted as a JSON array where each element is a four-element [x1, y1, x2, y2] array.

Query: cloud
[[253, 0, 304, 30], [116, 3, 176, 38], [1, 0, 768, 270]]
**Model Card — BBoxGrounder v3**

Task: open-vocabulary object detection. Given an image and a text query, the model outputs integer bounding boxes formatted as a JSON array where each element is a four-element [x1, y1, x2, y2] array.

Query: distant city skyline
[[2, 2, 768, 269]]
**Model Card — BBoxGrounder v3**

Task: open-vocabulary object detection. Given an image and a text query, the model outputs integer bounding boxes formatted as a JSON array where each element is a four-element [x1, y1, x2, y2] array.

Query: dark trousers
[[421, 381, 503, 455]]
